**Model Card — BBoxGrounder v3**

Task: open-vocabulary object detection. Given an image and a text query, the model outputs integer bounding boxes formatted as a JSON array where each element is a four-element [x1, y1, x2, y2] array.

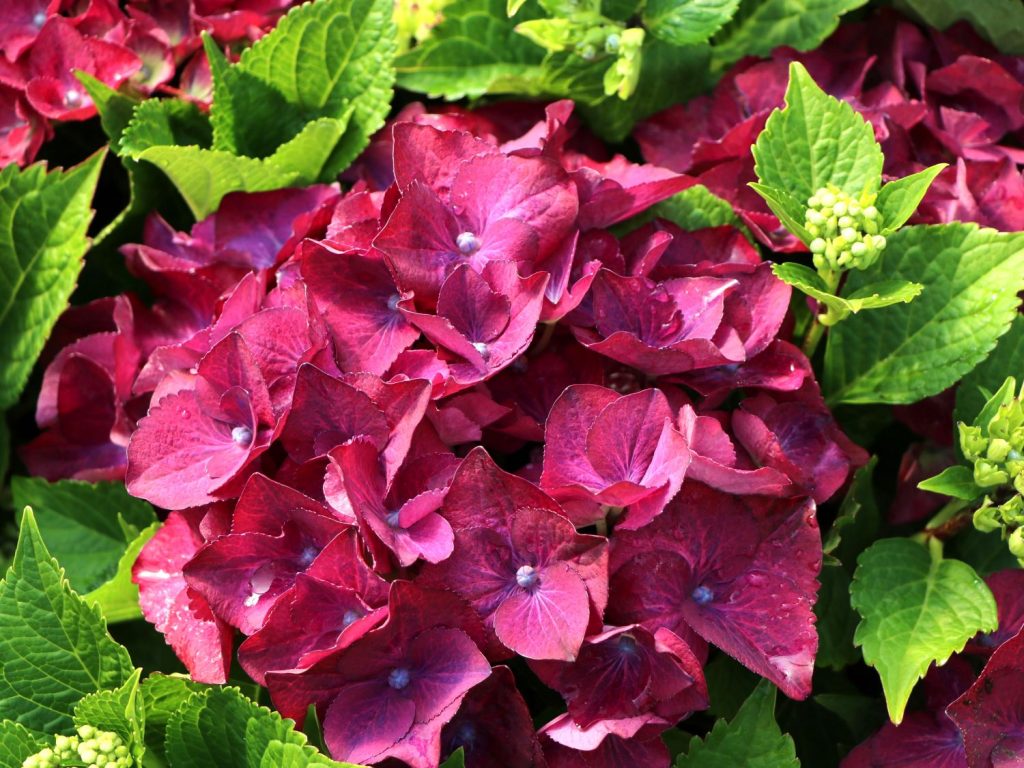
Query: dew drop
[[388, 667, 411, 690], [472, 341, 490, 361], [516, 564, 539, 589], [456, 231, 480, 254], [33, 11, 46, 26], [341, 609, 363, 629], [231, 425, 253, 445], [691, 585, 713, 605], [64, 89, 81, 106]]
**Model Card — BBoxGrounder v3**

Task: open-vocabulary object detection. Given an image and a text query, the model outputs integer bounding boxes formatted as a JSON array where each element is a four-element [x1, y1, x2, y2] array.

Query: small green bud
[[1009, 527, 1024, 559], [809, 238, 826, 254], [862, 205, 878, 219], [803, 184, 886, 276]]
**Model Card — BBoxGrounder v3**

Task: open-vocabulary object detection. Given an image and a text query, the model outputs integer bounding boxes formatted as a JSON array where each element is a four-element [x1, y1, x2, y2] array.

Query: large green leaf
[[676, 680, 799, 767], [824, 224, 1024, 404], [644, 0, 740, 46], [396, 0, 546, 98], [73, 669, 145, 766], [84, 523, 160, 623], [651, 184, 743, 231], [850, 538, 997, 723], [139, 675, 208, 757], [895, 0, 1024, 54], [0, 152, 104, 410], [0, 509, 133, 733], [711, 0, 868, 70], [165, 688, 357, 768], [955, 314, 1024, 426], [752, 62, 882, 204], [11, 477, 157, 595], [0, 721, 44, 768], [875, 164, 947, 234]]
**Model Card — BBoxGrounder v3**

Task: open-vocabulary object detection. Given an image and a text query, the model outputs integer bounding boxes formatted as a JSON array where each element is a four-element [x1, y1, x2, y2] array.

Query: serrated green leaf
[[0, 152, 104, 410], [842, 280, 924, 311], [74, 669, 145, 765], [139, 675, 208, 757], [0, 509, 133, 733], [956, 315, 1024, 426], [165, 687, 356, 768], [652, 184, 743, 231], [748, 183, 813, 243], [752, 62, 883, 204], [395, 0, 546, 99], [261, 740, 348, 767], [11, 477, 157, 595], [0, 721, 45, 768], [119, 99, 213, 157], [75, 73, 140, 147], [676, 680, 799, 767], [644, 0, 739, 46], [894, 0, 1024, 54], [814, 566, 860, 670], [851, 538, 997, 723], [579, 39, 711, 142], [824, 224, 1024, 404], [917, 465, 984, 500], [770, 263, 921, 323], [876, 164, 947, 234], [84, 523, 160, 624], [711, 0, 868, 70]]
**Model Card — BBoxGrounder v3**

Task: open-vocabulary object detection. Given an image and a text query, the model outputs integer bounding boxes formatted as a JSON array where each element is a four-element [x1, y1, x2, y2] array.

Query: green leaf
[[441, 747, 466, 767], [752, 62, 883, 203], [11, 477, 157, 594], [139, 675, 208, 757], [119, 98, 213, 157], [0, 152, 104, 410], [0, 509, 133, 733], [956, 315, 1024, 426], [130, 117, 348, 219], [822, 457, 879, 567], [74, 669, 145, 765], [894, 0, 1024, 54], [711, 0, 868, 70], [814, 566, 860, 670], [824, 224, 1024, 404], [84, 523, 160, 623], [917, 465, 984, 501], [876, 164, 947, 234], [651, 184, 744, 231], [851, 538, 997, 723], [748, 183, 813, 244], [644, 0, 740, 46], [579, 39, 711, 142], [75, 73, 140, 147], [676, 680, 799, 767], [0, 721, 44, 768], [165, 687, 356, 768], [396, 0, 546, 99], [771, 263, 921, 323]]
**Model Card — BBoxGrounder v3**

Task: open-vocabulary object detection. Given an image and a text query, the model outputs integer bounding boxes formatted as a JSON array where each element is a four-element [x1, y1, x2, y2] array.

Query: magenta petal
[[324, 681, 417, 765], [947, 629, 1024, 767], [966, 570, 1024, 656], [842, 712, 967, 768], [494, 562, 589, 661]]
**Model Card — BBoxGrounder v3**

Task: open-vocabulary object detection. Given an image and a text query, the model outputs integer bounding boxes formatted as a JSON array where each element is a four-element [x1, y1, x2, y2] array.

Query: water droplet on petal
[[64, 89, 81, 106], [33, 11, 46, 26], [341, 609, 363, 629]]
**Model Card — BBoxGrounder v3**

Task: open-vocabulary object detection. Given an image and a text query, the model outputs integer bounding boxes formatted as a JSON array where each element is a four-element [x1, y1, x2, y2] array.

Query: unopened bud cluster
[[962, 390, 1024, 563], [22, 726, 132, 768], [804, 185, 886, 273]]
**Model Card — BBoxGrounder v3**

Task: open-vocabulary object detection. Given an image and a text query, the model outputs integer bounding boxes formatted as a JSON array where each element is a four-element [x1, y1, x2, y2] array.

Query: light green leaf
[[165, 688, 356, 768], [11, 477, 157, 595], [824, 224, 1024, 404], [0, 721, 45, 768], [139, 675, 209, 757], [851, 538, 997, 723], [842, 280, 924, 311], [644, 0, 740, 46], [876, 164, 947, 234], [75, 73, 140, 147], [441, 747, 466, 767], [84, 523, 160, 624], [748, 183, 813, 243], [514, 18, 577, 51], [814, 566, 860, 671], [396, 0, 546, 99], [261, 741, 348, 767], [956, 315, 1024, 426], [652, 184, 743, 231], [752, 62, 883, 203], [771, 263, 921, 323], [0, 509, 133, 733], [676, 680, 799, 767], [119, 98, 213, 157], [895, 0, 1024, 54], [0, 152, 104, 410], [711, 0, 868, 70], [74, 669, 145, 765], [917, 465, 984, 501]]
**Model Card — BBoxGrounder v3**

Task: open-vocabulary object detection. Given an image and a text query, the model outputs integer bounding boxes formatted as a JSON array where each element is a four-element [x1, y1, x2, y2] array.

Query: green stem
[[925, 498, 970, 531], [801, 269, 841, 358]]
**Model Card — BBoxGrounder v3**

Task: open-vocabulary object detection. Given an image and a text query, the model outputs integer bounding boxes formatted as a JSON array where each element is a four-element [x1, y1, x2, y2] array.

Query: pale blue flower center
[[456, 232, 480, 254], [388, 667, 411, 690], [341, 609, 362, 628], [516, 565, 539, 589], [231, 425, 253, 445], [692, 585, 714, 605]]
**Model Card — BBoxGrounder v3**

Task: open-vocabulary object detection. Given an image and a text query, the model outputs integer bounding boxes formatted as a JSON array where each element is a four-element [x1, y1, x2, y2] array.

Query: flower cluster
[[635, 10, 1024, 250], [28, 99, 869, 767], [0, 0, 305, 166], [804, 185, 886, 274], [22, 726, 132, 768]]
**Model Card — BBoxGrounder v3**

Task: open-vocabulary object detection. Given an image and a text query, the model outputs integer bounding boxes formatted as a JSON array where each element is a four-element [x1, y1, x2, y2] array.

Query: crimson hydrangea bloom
[[126, 332, 278, 509], [540, 385, 691, 528], [440, 666, 546, 768], [948, 629, 1024, 766], [183, 474, 351, 634], [132, 506, 233, 683], [530, 625, 708, 727], [329, 436, 459, 568], [267, 582, 492, 768], [610, 482, 821, 699], [421, 448, 608, 661], [400, 262, 549, 393], [966, 570, 1024, 655], [541, 713, 671, 768]]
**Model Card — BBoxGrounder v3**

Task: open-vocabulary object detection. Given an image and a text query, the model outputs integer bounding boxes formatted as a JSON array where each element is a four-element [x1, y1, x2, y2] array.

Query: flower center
[[471, 341, 489, 360], [341, 609, 363, 628], [386, 509, 401, 528], [691, 585, 714, 605], [516, 564, 539, 589], [388, 667, 411, 690], [387, 293, 401, 311], [231, 425, 253, 445], [618, 634, 638, 654], [32, 11, 46, 26], [456, 231, 480, 254], [64, 89, 81, 107]]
